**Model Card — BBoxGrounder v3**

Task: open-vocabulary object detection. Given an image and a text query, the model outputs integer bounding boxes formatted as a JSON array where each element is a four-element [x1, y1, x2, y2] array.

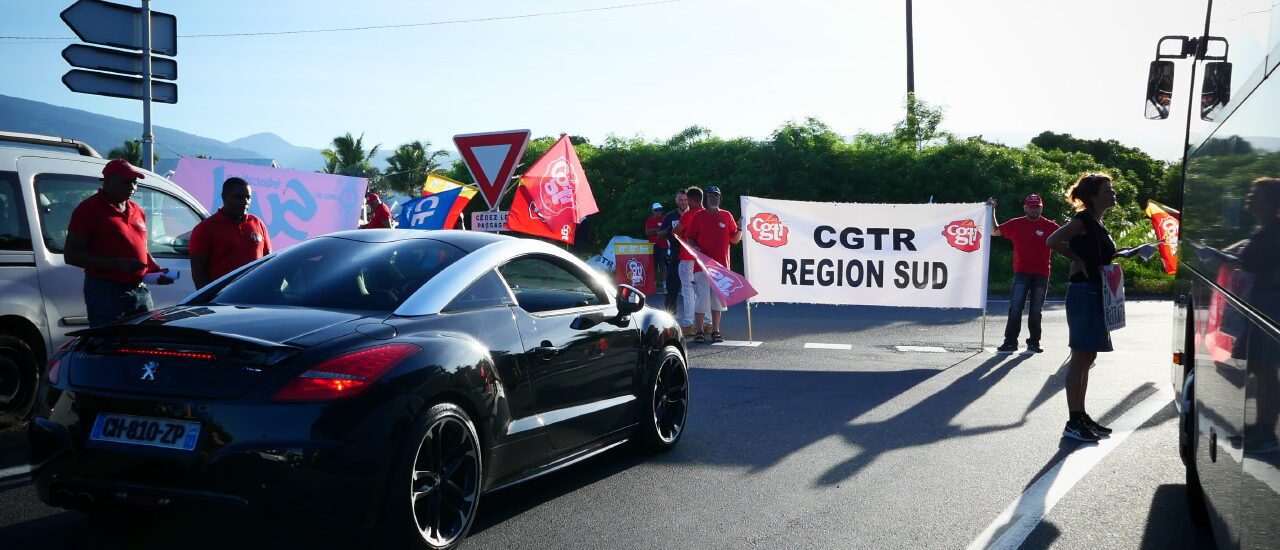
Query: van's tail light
[[271, 344, 420, 402]]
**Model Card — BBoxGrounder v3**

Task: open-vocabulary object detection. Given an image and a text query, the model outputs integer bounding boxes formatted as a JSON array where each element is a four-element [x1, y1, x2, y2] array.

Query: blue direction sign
[[62, 44, 177, 80], [62, 70, 177, 104], [60, 0, 177, 56]]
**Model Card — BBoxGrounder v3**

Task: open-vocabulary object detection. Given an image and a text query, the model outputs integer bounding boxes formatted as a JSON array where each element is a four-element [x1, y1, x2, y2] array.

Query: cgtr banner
[[740, 197, 991, 309]]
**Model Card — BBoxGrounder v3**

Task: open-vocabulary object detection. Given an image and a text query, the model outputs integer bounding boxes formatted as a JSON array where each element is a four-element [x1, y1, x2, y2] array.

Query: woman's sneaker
[[1063, 419, 1102, 442], [1081, 414, 1112, 436]]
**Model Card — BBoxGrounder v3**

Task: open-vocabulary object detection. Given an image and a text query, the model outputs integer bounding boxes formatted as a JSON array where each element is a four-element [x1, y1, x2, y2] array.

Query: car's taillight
[[271, 344, 420, 402], [111, 348, 215, 361], [47, 357, 62, 384]]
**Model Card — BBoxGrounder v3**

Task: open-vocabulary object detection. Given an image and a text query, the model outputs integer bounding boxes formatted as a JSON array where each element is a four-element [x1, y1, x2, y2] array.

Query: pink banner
[[172, 157, 368, 250], [673, 235, 758, 307]]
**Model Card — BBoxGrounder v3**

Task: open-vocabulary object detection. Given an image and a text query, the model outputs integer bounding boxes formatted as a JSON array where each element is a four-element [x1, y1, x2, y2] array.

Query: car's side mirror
[[1200, 61, 1232, 121], [1145, 60, 1175, 120], [616, 284, 645, 315]]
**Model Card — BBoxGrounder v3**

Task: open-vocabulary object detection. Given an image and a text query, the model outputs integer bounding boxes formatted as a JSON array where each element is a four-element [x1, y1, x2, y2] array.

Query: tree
[[106, 139, 157, 166], [322, 133, 382, 190], [381, 140, 451, 196], [893, 93, 948, 148]]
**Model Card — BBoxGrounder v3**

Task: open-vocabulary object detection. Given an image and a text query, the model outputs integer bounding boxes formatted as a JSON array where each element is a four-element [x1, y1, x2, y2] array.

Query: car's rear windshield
[[210, 237, 466, 312]]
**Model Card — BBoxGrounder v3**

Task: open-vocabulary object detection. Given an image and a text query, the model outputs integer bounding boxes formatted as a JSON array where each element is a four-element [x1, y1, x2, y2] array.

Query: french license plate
[[90, 413, 201, 451]]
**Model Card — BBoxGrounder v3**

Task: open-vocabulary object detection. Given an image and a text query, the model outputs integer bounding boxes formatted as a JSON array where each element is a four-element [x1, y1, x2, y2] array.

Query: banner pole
[[980, 306, 987, 350], [980, 201, 994, 352], [747, 299, 754, 343]]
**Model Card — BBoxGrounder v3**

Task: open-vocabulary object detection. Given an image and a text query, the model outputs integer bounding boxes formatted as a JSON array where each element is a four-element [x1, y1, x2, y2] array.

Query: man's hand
[[985, 197, 997, 207], [156, 275, 175, 285], [1069, 258, 1085, 278]]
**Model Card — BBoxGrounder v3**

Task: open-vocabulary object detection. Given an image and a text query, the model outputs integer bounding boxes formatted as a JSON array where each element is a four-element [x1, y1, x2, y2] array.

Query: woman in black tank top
[[1046, 173, 1127, 442]]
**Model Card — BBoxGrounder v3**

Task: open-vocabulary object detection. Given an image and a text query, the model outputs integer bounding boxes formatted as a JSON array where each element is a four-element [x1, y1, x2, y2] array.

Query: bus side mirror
[[1145, 60, 1175, 120], [1200, 62, 1232, 121]]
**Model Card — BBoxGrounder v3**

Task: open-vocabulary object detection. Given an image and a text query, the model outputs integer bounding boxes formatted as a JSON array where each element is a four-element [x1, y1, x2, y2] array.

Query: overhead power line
[[0, 0, 680, 41]]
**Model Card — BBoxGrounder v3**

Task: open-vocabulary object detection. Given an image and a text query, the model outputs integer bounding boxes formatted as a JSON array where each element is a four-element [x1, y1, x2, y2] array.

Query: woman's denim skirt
[[1066, 281, 1113, 352]]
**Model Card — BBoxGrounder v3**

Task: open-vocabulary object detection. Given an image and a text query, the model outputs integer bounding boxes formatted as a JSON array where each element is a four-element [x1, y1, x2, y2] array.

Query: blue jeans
[[84, 276, 154, 328], [1003, 272, 1048, 346]]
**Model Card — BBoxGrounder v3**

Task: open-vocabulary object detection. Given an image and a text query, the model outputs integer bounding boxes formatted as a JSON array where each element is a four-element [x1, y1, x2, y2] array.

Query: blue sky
[[0, 1, 1232, 160]]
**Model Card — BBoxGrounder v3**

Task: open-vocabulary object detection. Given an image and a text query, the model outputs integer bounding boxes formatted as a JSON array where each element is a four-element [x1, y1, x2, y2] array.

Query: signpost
[[453, 130, 530, 211], [60, 0, 178, 171]]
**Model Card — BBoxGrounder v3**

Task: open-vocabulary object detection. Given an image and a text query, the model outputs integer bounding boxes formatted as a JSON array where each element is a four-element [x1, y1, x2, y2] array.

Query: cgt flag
[[506, 135, 599, 243], [1145, 200, 1180, 275], [673, 235, 758, 307], [423, 174, 477, 229]]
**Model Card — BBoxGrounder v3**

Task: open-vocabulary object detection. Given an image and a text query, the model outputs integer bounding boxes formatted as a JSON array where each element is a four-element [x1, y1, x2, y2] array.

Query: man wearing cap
[[683, 186, 742, 343], [64, 159, 173, 327], [643, 201, 670, 292], [189, 177, 272, 290], [989, 194, 1059, 353], [672, 187, 705, 337], [360, 192, 392, 229]]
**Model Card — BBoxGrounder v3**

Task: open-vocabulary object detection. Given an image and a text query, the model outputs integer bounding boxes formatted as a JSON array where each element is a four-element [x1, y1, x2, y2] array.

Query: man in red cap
[[189, 177, 271, 290], [989, 193, 1059, 353], [360, 192, 392, 229], [65, 158, 173, 327]]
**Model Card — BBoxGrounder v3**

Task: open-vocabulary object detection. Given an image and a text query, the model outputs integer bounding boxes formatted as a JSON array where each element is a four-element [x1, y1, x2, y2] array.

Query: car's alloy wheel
[[0, 335, 38, 427], [410, 409, 481, 548], [651, 348, 689, 445]]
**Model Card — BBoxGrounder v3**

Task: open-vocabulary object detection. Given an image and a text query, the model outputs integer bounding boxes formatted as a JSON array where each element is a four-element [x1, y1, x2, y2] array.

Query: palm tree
[[382, 140, 451, 196], [322, 133, 380, 175], [107, 139, 156, 166]]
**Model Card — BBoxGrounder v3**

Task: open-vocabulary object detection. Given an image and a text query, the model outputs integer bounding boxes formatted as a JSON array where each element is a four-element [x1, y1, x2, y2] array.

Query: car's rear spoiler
[[67, 325, 300, 351]]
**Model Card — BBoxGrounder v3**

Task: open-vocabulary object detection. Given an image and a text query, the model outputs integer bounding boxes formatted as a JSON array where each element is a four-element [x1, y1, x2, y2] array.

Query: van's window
[[134, 187, 202, 258], [33, 174, 97, 253], [0, 172, 31, 251], [498, 256, 605, 313], [33, 175, 203, 257]]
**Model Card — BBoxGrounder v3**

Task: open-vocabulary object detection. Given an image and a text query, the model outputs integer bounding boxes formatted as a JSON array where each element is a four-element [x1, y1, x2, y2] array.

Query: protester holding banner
[[189, 177, 271, 290], [360, 192, 392, 229], [1047, 173, 1122, 442], [657, 190, 689, 314], [989, 194, 1059, 353], [674, 187, 706, 337], [684, 186, 742, 343], [644, 202, 670, 292]]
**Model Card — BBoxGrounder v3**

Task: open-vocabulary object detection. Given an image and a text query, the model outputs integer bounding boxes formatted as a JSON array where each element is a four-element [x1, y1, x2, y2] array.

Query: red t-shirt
[[644, 215, 668, 248], [998, 216, 1060, 276], [684, 209, 738, 268], [361, 203, 392, 229], [675, 206, 705, 262], [189, 209, 272, 282], [66, 192, 160, 285]]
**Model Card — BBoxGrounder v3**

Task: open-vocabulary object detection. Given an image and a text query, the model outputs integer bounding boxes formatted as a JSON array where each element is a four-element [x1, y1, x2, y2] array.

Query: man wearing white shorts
[[673, 186, 705, 336], [683, 185, 742, 343]]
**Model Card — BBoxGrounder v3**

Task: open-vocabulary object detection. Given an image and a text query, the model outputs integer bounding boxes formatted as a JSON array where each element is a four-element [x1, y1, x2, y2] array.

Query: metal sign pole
[[141, 0, 154, 171], [746, 299, 754, 343]]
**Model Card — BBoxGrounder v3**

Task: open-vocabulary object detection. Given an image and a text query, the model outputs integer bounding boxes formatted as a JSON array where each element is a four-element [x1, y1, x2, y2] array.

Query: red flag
[[505, 135, 598, 243], [672, 235, 757, 307], [1145, 200, 1181, 275]]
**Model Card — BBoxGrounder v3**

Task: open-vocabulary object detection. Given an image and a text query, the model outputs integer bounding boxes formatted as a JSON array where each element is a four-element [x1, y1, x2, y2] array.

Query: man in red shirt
[[64, 159, 173, 327], [643, 202, 669, 292], [360, 192, 392, 229], [673, 187, 705, 337], [190, 177, 272, 289], [990, 193, 1060, 353], [684, 186, 742, 343]]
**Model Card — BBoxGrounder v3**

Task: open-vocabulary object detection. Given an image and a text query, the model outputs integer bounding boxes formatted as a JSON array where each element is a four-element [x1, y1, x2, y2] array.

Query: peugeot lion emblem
[[140, 361, 158, 381]]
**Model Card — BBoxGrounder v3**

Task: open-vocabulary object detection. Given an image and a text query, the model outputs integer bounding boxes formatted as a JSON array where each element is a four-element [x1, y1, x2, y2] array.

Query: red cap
[[102, 158, 145, 181], [365, 192, 379, 203], [1024, 194, 1043, 206]]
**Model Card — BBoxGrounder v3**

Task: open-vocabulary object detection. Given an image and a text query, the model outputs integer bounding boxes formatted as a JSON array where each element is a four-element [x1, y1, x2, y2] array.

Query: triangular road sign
[[454, 130, 530, 210]]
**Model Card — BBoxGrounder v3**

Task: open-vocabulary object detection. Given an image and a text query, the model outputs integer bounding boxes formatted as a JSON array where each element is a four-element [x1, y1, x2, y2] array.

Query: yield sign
[[454, 130, 530, 210]]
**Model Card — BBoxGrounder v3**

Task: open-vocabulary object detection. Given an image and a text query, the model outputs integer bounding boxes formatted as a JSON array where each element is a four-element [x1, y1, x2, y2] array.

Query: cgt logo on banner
[[740, 196, 991, 309]]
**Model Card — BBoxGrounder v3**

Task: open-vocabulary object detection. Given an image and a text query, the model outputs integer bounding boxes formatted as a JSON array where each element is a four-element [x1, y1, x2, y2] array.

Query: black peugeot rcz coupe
[[29, 229, 689, 549]]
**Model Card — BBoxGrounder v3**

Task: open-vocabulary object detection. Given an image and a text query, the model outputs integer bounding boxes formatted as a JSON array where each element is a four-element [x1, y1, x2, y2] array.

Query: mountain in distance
[[228, 132, 325, 172], [0, 94, 263, 161]]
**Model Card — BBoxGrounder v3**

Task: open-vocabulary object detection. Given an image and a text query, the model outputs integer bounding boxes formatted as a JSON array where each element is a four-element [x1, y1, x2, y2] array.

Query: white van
[[0, 131, 207, 426]]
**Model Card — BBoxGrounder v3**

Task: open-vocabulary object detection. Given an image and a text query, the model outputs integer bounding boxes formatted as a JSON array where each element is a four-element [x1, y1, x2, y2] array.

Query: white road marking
[[0, 464, 31, 479], [804, 343, 853, 350], [712, 340, 763, 347], [895, 345, 948, 353], [966, 387, 1173, 550]]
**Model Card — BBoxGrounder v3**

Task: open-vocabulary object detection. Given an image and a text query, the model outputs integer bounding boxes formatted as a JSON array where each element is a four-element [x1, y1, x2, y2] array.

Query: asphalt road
[[0, 299, 1216, 549]]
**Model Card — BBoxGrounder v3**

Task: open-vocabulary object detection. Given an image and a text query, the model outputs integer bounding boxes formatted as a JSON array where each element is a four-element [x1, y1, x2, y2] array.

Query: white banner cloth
[[740, 196, 991, 309]]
